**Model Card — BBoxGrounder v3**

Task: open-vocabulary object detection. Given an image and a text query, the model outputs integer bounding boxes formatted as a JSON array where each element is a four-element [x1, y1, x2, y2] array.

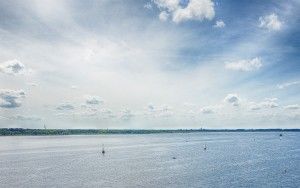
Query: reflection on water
[[0, 132, 299, 187]]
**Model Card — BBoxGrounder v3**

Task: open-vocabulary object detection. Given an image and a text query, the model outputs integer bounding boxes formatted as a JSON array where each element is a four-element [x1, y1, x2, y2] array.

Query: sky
[[0, 0, 299, 129]]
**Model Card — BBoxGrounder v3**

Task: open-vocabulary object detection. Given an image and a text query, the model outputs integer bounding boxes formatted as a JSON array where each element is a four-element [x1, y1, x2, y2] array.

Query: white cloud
[[277, 81, 300, 89], [144, 2, 152, 10], [147, 103, 155, 111], [200, 104, 223, 114], [100, 109, 116, 119], [172, 0, 215, 23], [260, 98, 279, 108], [154, 0, 215, 23], [250, 104, 261, 110], [157, 105, 173, 117], [56, 104, 75, 110], [145, 104, 173, 117], [265, 98, 278, 102], [259, 13, 282, 31], [159, 11, 169, 21], [70, 85, 78, 89], [120, 109, 134, 120], [284, 104, 299, 110], [85, 95, 104, 105], [27, 82, 38, 87], [0, 59, 26, 75], [9, 115, 42, 121], [225, 57, 262, 72], [154, 0, 180, 11], [77, 110, 98, 117], [201, 106, 214, 114], [57, 107, 116, 119], [249, 98, 279, 110], [224, 94, 240, 106], [213, 20, 225, 28], [0, 89, 25, 108], [0, 115, 10, 120]]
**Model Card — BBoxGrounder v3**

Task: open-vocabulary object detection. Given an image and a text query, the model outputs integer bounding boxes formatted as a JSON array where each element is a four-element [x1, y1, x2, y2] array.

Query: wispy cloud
[[9, 115, 42, 121], [225, 57, 262, 72], [284, 104, 299, 110], [56, 104, 75, 111], [277, 81, 300, 89]]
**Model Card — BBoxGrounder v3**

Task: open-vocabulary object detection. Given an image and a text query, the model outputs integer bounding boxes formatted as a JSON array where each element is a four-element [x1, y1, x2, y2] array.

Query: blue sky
[[0, 0, 299, 129]]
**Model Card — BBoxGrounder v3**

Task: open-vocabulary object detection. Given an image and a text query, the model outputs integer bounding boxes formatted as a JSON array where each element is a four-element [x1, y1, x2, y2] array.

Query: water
[[0, 132, 299, 188]]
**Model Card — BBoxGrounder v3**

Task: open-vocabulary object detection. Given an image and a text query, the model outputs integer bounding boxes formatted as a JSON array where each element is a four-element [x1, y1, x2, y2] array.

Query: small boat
[[204, 144, 207, 151], [101, 144, 105, 155], [279, 133, 283, 137]]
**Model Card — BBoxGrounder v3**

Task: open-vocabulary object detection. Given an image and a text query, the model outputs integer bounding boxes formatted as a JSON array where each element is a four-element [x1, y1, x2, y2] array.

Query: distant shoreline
[[0, 128, 299, 136]]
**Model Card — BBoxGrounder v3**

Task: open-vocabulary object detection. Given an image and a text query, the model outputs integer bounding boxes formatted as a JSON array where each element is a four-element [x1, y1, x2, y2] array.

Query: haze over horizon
[[0, 0, 299, 129]]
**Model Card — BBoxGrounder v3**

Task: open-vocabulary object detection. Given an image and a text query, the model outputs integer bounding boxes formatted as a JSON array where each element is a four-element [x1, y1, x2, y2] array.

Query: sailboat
[[204, 144, 207, 151]]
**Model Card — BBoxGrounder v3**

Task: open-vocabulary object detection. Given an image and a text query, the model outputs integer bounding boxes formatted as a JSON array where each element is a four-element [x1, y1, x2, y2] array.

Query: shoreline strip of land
[[0, 128, 299, 136]]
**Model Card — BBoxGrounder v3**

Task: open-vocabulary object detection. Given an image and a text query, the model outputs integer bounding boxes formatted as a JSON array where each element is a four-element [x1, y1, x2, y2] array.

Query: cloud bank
[[0, 0, 299, 129]]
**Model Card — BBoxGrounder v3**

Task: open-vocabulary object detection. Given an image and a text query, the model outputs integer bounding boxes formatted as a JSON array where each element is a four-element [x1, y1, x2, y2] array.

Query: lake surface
[[0, 132, 299, 188]]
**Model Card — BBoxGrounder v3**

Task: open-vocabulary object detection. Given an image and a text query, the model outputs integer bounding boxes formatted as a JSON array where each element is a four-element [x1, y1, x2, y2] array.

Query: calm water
[[0, 132, 299, 188]]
